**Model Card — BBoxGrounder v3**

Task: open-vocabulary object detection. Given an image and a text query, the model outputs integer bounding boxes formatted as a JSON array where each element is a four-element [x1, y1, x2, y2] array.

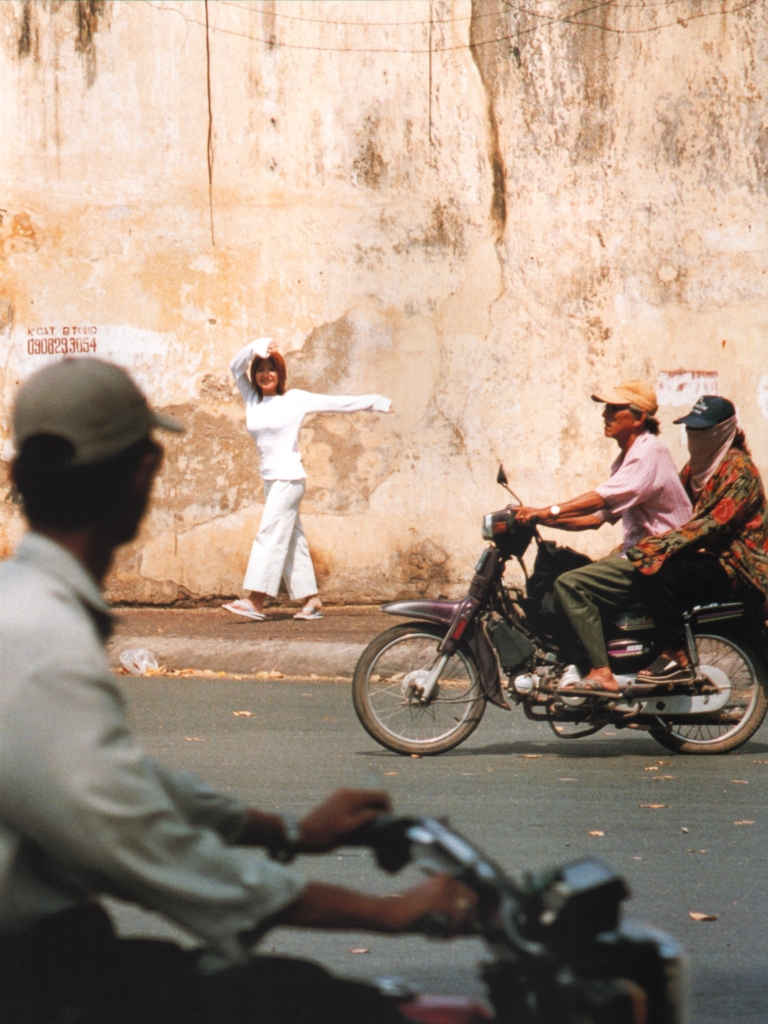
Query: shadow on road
[[360, 739, 768, 759]]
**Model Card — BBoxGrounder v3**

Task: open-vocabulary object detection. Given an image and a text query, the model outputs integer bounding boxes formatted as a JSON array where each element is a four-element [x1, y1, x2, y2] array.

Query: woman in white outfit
[[224, 338, 392, 621]]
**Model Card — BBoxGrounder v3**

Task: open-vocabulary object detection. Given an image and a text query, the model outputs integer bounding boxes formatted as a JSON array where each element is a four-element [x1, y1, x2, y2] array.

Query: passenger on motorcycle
[[0, 360, 477, 1024], [515, 380, 691, 696], [627, 395, 768, 680]]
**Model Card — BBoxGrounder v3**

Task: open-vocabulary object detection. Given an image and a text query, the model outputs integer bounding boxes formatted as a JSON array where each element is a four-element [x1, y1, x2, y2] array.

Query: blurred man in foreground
[[0, 359, 476, 1024]]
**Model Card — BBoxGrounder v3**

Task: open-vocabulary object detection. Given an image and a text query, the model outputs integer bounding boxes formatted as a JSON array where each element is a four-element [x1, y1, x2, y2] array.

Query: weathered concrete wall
[[1, 1, 767, 603]]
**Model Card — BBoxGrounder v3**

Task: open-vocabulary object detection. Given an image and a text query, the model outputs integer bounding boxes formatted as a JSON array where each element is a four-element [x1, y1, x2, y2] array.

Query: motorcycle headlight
[[482, 514, 494, 540]]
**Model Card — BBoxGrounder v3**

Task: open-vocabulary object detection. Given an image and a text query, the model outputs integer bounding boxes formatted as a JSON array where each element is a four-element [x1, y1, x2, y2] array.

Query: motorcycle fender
[[381, 600, 461, 627], [467, 624, 510, 710], [382, 601, 509, 709]]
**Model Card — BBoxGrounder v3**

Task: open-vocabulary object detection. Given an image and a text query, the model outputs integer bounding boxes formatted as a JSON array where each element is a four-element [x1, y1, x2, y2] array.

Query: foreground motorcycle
[[353, 468, 768, 756], [350, 814, 685, 1024]]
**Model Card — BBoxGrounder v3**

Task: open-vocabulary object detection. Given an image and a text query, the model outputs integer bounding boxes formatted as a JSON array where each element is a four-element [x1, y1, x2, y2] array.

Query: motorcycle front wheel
[[650, 633, 768, 754], [352, 623, 486, 755]]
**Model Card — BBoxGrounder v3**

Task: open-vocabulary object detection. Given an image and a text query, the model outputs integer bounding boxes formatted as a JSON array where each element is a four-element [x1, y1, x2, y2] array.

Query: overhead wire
[[143, 0, 765, 53], [216, 0, 749, 29]]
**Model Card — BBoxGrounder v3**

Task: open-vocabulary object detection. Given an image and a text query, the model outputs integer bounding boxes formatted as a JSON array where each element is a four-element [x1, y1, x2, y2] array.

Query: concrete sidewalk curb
[[108, 636, 366, 678]]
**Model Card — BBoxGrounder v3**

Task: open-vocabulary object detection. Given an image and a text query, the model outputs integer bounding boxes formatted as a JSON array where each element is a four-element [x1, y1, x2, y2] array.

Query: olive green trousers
[[553, 555, 639, 668]]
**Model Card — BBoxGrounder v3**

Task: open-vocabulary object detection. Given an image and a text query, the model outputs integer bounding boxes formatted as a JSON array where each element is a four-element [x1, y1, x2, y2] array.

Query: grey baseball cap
[[13, 358, 184, 466]]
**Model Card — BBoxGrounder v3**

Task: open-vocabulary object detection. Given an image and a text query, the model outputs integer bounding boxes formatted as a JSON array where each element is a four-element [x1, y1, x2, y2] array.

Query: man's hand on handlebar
[[388, 873, 480, 934], [514, 505, 543, 525], [240, 789, 392, 854], [298, 789, 392, 853], [515, 492, 608, 530]]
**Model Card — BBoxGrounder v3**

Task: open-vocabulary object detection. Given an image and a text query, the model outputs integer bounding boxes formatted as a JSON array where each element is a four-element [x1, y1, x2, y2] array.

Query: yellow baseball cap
[[591, 380, 658, 416]]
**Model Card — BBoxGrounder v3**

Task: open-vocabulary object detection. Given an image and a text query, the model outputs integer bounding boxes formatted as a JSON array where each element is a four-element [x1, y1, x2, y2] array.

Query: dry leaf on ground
[[656, 760, 671, 765], [184, 737, 204, 742], [384, 771, 399, 776], [521, 754, 541, 759], [731, 779, 748, 784], [644, 766, 659, 772], [689, 911, 718, 922], [639, 803, 669, 809], [233, 711, 254, 717], [687, 849, 709, 854], [350, 948, 370, 954], [588, 830, 605, 837], [734, 820, 755, 825]]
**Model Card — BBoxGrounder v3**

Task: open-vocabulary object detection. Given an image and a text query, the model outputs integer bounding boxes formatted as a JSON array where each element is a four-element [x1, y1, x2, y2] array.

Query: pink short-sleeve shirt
[[595, 431, 692, 554]]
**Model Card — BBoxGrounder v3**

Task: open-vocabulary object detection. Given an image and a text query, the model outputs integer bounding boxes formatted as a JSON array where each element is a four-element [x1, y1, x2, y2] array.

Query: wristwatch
[[549, 505, 561, 519], [270, 814, 303, 863]]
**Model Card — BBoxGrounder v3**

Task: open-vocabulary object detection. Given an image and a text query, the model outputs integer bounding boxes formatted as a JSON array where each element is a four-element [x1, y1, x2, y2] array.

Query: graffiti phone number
[[27, 336, 98, 355]]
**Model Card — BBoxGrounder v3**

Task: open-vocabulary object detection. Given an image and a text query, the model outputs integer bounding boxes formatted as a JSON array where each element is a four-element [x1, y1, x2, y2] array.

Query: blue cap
[[673, 395, 735, 429]]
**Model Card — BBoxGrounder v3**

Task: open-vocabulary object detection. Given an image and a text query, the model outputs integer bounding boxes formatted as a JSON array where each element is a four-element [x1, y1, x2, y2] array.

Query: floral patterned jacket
[[626, 446, 768, 602]]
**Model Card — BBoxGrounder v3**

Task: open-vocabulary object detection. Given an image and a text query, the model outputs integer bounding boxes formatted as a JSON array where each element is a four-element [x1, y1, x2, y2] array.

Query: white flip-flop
[[294, 607, 323, 620], [223, 601, 266, 621]]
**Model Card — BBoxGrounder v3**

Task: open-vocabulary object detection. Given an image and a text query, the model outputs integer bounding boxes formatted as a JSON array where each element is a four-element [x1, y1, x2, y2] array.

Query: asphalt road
[[109, 675, 768, 1023]]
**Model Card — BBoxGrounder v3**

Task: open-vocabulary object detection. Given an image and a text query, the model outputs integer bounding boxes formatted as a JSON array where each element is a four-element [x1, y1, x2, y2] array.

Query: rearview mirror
[[496, 464, 508, 487]]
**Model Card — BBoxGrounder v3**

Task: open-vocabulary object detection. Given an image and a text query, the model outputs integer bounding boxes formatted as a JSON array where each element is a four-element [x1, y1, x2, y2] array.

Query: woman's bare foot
[[638, 647, 689, 679], [246, 591, 266, 615]]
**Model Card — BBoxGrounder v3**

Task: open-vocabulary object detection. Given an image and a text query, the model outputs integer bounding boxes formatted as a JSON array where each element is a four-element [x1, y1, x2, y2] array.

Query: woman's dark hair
[[11, 434, 158, 530], [732, 428, 751, 456], [629, 405, 660, 435], [249, 352, 287, 401]]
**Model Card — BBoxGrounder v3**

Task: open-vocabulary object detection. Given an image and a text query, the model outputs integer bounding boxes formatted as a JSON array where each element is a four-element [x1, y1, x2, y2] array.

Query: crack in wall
[[204, 0, 215, 247]]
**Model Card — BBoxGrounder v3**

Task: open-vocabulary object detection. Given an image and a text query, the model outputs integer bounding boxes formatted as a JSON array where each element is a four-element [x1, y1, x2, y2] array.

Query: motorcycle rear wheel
[[649, 633, 768, 754], [352, 623, 486, 755]]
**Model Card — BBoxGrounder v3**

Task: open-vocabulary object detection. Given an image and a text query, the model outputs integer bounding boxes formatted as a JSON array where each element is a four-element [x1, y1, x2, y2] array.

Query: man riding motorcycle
[[0, 359, 477, 1024], [516, 380, 691, 696], [628, 395, 768, 680]]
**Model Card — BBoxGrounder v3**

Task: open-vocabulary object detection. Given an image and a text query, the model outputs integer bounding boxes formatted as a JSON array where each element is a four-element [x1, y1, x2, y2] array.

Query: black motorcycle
[[352, 468, 768, 756], [349, 814, 686, 1024]]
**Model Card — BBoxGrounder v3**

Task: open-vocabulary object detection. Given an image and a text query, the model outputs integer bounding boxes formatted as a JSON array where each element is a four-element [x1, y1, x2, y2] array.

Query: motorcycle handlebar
[[505, 508, 540, 527], [342, 814, 685, 1021]]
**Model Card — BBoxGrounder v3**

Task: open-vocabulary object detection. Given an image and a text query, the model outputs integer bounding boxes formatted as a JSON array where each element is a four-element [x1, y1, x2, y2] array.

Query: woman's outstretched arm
[[230, 339, 272, 401], [297, 391, 393, 415]]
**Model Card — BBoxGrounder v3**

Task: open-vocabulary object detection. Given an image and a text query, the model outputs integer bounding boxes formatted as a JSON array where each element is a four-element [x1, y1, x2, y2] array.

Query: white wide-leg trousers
[[243, 479, 318, 599]]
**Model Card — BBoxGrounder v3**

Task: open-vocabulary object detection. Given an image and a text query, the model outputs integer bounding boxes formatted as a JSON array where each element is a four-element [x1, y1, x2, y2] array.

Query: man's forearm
[[545, 513, 604, 531], [271, 875, 477, 934], [517, 491, 607, 528], [272, 882, 407, 931]]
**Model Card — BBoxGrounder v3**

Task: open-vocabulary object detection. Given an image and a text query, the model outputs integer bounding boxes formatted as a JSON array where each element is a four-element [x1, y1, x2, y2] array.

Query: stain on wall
[[74, 0, 106, 86]]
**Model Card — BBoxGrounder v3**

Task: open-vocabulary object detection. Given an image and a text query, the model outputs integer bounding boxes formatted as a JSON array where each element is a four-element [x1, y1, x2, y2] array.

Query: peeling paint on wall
[[1, 1, 768, 603], [657, 370, 720, 407]]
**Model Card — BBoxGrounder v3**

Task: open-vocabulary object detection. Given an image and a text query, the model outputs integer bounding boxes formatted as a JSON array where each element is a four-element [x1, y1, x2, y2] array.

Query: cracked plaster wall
[[1, 1, 767, 604]]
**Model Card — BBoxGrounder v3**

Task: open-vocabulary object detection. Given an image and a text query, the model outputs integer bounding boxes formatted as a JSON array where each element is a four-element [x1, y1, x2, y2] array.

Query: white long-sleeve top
[[230, 340, 392, 481]]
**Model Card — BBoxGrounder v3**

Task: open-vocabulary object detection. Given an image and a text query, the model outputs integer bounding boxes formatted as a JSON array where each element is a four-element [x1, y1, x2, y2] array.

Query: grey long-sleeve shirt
[[0, 533, 304, 963]]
